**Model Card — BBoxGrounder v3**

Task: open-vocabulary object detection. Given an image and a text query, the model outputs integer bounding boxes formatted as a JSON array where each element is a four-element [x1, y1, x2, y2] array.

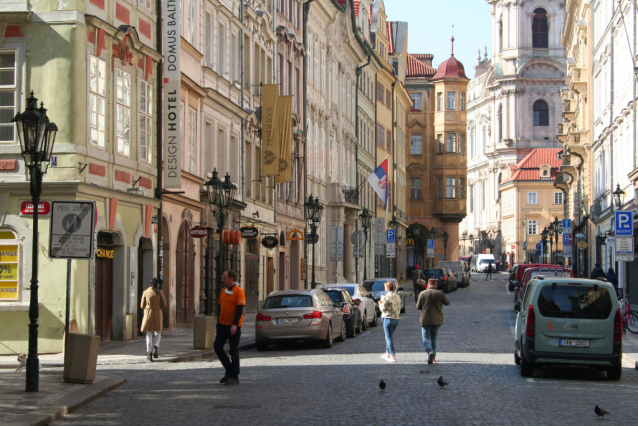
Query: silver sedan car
[[255, 289, 346, 351]]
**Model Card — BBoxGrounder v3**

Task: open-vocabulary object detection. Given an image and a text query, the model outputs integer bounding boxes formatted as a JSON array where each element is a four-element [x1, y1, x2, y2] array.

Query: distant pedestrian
[[495, 261, 500, 273], [486, 262, 493, 280], [606, 268, 619, 297], [214, 270, 246, 386], [140, 278, 167, 362], [417, 278, 450, 364], [412, 264, 425, 302], [379, 281, 401, 363], [590, 263, 606, 280]]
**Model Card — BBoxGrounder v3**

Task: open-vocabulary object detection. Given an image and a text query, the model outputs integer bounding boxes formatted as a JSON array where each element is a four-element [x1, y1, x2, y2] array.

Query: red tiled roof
[[406, 54, 436, 77], [432, 54, 468, 79], [500, 148, 563, 184], [387, 22, 394, 54], [412, 54, 433, 60]]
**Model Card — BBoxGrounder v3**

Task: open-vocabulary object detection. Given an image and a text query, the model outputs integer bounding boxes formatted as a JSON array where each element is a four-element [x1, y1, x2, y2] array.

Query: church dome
[[432, 37, 468, 80]]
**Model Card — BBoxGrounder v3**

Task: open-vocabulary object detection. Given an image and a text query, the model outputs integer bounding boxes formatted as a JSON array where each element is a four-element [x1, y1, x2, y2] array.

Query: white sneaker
[[387, 356, 396, 363], [381, 353, 389, 360]]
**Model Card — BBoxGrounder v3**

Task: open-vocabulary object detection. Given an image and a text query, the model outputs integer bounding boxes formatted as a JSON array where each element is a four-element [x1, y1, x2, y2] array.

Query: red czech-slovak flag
[[367, 159, 388, 213]]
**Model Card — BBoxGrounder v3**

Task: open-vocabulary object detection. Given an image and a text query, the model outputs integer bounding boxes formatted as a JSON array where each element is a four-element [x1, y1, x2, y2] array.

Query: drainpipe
[[240, 1, 245, 203], [303, 0, 316, 288]]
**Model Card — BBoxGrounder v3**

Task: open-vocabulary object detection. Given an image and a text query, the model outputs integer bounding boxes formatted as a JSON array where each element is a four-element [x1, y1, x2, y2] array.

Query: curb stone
[[3, 376, 126, 426]]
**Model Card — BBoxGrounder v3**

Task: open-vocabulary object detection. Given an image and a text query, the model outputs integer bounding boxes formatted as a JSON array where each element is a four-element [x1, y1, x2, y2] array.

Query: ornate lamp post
[[613, 184, 626, 210], [442, 231, 449, 261], [359, 208, 372, 281], [548, 223, 555, 265], [13, 92, 58, 392], [468, 234, 474, 254], [304, 195, 323, 288], [552, 216, 561, 264], [541, 227, 549, 264], [205, 170, 236, 315]]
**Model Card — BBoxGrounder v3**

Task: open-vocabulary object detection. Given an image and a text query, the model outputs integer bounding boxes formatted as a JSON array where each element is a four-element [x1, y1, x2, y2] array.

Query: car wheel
[[355, 315, 363, 334], [519, 354, 534, 377], [400, 301, 406, 314], [346, 318, 356, 338], [322, 323, 333, 348], [369, 311, 378, 326], [361, 312, 368, 331], [256, 342, 269, 351], [336, 320, 346, 342], [514, 350, 521, 365], [607, 365, 622, 381]]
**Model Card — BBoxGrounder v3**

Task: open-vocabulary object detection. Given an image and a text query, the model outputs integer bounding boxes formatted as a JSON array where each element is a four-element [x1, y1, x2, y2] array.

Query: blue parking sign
[[386, 230, 396, 243], [615, 211, 633, 236], [427, 239, 434, 249]]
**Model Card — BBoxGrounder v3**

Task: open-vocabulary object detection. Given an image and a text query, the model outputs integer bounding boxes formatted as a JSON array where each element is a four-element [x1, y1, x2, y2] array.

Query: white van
[[438, 261, 470, 288], [472, 254, 496, 273]]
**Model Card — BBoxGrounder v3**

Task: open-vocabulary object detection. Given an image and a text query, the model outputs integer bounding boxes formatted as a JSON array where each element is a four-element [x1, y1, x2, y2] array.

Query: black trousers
[[214, 323, 242, 379]]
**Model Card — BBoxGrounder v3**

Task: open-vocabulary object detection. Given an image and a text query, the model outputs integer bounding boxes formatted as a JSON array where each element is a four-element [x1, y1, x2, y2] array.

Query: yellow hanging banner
[[274, 96, 293, 183], [261, 84, 280, 176]]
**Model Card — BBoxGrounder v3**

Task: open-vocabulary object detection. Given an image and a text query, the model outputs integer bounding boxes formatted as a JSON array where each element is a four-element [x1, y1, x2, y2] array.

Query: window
[[437, 92, 442, 111], [0, 231, 19, 301], [411, 93, 422, 111], [533, 100, 549, 126], [89, 55, 106, 148], [469, 184, 474, 212], [481, 180, 486, 210], [218, 23, 225, 76], [528, 192, 537, 205], [528, 220, 537, 235], [411, 134, 422, 155], [437, 134, 443, 153], [376, 124, 385, 147], [532, 8, 549, 48], [0, 52, 17, 142], [446, 177, 456, 198], [446, 134, 456, 152], [459, 134, 466, 153], [139, 80, 153, 163], [386, 129, 391, 151], [410, 179, 422, 199], [116, 69, 131, 156], [460, 178, 465, 199], [437, 177, 443, 199], [447, 91, 456, 110], [139, 0, 152, 10], [554, 192, 564, 204], [188, 108, 197, 174], [188, 0, 196, 45], [460, 92, 465, 111]]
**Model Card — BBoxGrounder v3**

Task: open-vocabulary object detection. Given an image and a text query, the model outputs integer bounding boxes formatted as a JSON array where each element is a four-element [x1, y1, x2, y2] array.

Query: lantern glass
[[222, 173, 236, 209], [613, 184, 626, 209], [44, 122, 58, 162], [205, 169, 221, 206], [304, 195, 316, 222], [313, 198, 323, 223], [360, 208, 372, 230]]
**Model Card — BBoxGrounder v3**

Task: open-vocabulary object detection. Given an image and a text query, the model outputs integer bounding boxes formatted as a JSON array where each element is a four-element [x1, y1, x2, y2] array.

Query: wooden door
[[162, 218, 170, 328], [137, 246, 145, 336], [95, 252, 113, 341], [245, 254, 259, 312], [266, 257, 274, 295], [176, 222, 195, 324]]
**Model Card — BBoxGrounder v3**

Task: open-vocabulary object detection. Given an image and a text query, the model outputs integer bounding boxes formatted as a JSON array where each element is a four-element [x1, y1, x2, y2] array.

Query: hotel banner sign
[[163, 0, 182, 189]]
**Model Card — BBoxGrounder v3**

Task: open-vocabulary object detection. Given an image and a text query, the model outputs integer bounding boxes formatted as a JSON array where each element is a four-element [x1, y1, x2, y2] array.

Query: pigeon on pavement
[[437, 376, 448, 388], [379, 380, 386, 391], [595, 405, 609, 419]]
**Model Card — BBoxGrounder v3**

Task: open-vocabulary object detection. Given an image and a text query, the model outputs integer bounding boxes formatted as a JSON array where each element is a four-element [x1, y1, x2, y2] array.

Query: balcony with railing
[[562, 99, 576, 120], [567, 68, 588, 93]]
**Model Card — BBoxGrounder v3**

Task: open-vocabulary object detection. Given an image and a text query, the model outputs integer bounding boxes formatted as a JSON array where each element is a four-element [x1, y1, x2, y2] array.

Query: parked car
[[508, 263, 560, 292], [470, 254, 496, 272], [515, 267, 574, 303], [514, 277, 622, 380], [362, 278, 410, 317], [322, 287, 361, 338], [418, 268, 453, 294], [319, 283, 378, 328], [439, 261, 470, 288], [255, 289, 346, 351]]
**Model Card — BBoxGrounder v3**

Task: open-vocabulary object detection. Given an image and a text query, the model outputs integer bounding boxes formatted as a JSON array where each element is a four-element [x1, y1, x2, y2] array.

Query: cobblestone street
[[50, 274, 638, 425]]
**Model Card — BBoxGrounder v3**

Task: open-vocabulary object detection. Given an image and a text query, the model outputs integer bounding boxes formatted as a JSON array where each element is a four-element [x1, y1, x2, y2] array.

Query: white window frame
[[411, 134, 422, 155], [447, 91, 456, 110], [528, 192, 538, 205], [188, 0, 197, 46], [554, 192, 564, 205], [115, 68, 132, 157], [411, 93, 422, 111], [188, 108, 197, 174], [88, 55, 107, 149], [0, 49, 19, 144], [528, 220, 537, 235], [410, 178, 422, 200], [139, 0, 152, 11], [446, 177, 456, 199], [139, 80, 153, 163]]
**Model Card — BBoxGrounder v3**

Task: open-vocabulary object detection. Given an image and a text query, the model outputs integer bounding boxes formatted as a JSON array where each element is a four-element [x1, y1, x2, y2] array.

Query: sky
[[385, 0, 493, 77]]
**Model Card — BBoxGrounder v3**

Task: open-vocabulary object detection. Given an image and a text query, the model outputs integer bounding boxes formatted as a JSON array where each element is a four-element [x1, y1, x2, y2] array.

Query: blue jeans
[[214, 323, 242, 379], [421, 325, 441, 355], [383, 318, 399, 356]]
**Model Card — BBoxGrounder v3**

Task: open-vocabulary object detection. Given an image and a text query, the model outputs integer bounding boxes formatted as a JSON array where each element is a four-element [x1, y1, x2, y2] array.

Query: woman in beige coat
[[140, 278, 167, 362]]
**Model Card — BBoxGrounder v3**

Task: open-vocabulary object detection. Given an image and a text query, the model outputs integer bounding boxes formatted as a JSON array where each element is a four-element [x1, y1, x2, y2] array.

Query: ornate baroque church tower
[[461, 0, 566, 263]]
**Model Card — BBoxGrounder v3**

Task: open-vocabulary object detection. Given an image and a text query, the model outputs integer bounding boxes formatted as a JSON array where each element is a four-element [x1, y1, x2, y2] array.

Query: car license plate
[[276, 318, 298, 325], [559, 339, 589, 348]]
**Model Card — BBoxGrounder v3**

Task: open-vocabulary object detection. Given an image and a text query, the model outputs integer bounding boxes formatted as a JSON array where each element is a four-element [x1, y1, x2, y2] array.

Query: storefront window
[[0, 231, 19, 301]]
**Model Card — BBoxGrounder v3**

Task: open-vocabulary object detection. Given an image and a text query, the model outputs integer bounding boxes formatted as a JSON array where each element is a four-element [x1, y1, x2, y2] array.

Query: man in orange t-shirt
[[214, 270, 246, 386]]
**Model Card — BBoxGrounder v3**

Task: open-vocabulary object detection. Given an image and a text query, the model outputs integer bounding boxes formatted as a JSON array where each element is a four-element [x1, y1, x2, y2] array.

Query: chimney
[[412, 53, 434, 67]]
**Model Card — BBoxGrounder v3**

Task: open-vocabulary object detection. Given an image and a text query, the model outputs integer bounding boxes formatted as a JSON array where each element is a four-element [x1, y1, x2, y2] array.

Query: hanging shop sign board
[[261, 235, 279, 249], [49, 201, 96, 259], [577, 241, 588, 250], [305, 233, 319, 244], [19, 200, 51, 216], [286, 229, 304, 241], [240, 226, 259, 239], [190, 225, 208, 239]]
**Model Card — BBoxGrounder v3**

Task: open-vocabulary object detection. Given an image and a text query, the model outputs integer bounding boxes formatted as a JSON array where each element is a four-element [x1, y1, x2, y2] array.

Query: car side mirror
[[514, 301, 521, 312]]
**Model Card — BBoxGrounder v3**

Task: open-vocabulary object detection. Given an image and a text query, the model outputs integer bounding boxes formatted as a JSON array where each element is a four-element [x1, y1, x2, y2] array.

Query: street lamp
[[552, 216, 561, 265], [13, 92, 58, 392], [205, 170, 237, 316], [613, 184, 626, 210], [304, 195, 323, 288], [468, 234, 474, 254], [442, 231, 449, 261], [541, 227, 549, 264], [359, 208, 372, 281], [548, 224, 555, 265]]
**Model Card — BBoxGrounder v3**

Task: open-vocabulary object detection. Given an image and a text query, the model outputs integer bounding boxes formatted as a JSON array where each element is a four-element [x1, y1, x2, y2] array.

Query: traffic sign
[[564, 246, 572, 256], [616, 237, 633, 255], [562, 219, 572, 233], [615, 211, 633, 236], [386, 242, 396, 258], [427, 248, 434, 258], [351, 230, 366, 244], [330, 227, 344, 262], [49, 201, 96, 259], [304, 233, 319, 244], [427, 239, 434, 249], [563, 233, 571, 246], [374, 243, 385, 256], [536, 242, 542, 251], [386, 230, 396, 243]]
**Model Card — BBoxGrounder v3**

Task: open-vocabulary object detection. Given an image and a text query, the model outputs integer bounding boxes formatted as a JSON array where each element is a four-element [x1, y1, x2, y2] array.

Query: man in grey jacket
[[416, 278, 450, 364]]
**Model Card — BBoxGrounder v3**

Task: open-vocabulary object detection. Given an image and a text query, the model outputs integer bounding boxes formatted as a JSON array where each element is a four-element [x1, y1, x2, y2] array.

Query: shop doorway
[[245, 238, 259, 312], [176, 221, 195, 324], [136, 237, 154, 336], [267, 257, 274, 295], [95, 239, 114, 341], [162, 217, 170, 328]]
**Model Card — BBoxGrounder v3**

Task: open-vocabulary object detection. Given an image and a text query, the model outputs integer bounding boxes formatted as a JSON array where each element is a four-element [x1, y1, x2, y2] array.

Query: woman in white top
[[379, 281, 401, 362]]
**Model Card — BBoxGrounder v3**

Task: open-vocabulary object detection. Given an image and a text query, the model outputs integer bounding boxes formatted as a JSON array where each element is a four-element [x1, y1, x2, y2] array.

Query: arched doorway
[[244, 238, 259, 313], [176, 221, 195, 324], [161, 217, 170, 328], [136, 237, 154, 336]]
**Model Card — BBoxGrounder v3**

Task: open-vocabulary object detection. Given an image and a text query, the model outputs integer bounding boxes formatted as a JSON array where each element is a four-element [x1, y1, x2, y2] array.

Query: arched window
[[533, 100, 549, 126], [532, 8, 548, 48]]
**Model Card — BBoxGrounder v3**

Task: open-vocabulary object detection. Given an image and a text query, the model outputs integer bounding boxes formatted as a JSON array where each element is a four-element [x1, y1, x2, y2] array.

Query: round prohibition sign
[[62, 214, 82, 233]]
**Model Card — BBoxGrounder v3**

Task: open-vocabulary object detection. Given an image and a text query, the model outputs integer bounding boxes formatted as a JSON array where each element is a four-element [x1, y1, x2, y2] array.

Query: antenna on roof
[[451, 25, 455, 56]]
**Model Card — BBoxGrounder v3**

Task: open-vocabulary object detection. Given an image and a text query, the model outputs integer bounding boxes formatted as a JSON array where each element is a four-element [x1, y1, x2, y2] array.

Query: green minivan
[[514, 277, 622, 380]]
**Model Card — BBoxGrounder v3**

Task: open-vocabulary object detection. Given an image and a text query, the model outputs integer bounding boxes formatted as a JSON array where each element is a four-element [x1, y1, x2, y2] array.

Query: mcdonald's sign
[[406, 238, 415, 250]]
